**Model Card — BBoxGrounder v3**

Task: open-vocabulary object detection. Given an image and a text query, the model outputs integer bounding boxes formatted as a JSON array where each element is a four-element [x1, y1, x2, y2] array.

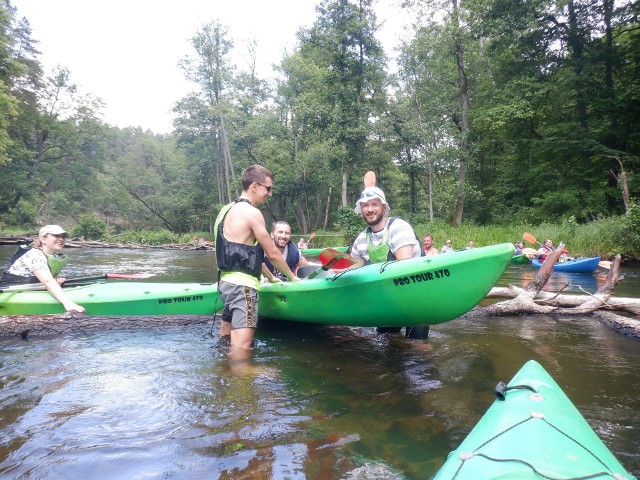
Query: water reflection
[[0, 246, 639, 478]]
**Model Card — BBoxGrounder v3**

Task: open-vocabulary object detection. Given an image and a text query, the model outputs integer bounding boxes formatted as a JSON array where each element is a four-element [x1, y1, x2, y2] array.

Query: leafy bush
[[7, 198, 37, 226], [72, 214, 108, 239], [337, 206, 365, 244], [108, 229, 179, 245]]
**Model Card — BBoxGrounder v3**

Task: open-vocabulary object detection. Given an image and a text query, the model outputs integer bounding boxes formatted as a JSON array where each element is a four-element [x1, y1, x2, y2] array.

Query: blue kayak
[[433, 360, 636, 479], [531, 256, 600, 273]]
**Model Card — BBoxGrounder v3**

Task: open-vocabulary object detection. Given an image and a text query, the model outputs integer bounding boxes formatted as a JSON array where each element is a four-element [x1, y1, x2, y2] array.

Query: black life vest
[[214, 198, 264, 280], [264, 241, 300, 279], [0, 245, 39, 286]]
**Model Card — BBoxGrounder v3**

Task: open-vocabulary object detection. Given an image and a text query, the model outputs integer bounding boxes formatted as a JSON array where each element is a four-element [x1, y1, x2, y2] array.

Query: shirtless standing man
[[214, 165, 298, 351]]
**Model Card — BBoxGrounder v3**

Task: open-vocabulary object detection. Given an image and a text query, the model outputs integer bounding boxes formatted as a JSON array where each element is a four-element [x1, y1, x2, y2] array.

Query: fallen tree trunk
[[486, 287, 640, 316], [466, 250, 639, 341]]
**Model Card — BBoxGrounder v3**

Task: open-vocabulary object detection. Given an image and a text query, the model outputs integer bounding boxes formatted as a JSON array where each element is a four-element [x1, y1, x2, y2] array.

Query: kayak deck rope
[[494, 380, 537, 400], [447, 382, 623, 480]]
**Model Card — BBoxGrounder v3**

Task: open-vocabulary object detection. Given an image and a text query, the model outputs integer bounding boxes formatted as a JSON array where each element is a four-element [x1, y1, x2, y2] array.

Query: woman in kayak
[[0, 225, 85, 313]]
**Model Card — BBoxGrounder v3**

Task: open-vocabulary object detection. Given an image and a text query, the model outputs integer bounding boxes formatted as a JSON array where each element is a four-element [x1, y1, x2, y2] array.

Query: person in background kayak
[[466, 240, 476, 249], [514, 240, 524, 255], [422, 234, 439, 256], [297, 237, 308, 249], [350, 186, 423, 267], [214, 165, 299, 352], [264, 221, 311, 281], [441, 240, 455, 253], [0, 225, 85, 313], [537, 238, 569, 262]]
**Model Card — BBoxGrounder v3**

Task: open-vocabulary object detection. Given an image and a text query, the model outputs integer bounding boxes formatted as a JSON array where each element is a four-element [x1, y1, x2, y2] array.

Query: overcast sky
[[12, 0, 410, 134]]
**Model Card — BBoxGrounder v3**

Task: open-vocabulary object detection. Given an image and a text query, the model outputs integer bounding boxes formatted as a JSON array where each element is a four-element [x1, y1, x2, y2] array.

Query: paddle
[[0, 273, 156, 293], [318, 248, 359, 270], [523, 232, 543, 247], [64, 273, 156, 283], [521, 247, 539, 257], [304, 248, 360, 280]]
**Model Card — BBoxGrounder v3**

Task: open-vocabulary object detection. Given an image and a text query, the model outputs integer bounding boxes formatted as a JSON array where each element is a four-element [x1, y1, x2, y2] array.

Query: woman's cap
[[354, 186, 389, 216], [39, 225, 70, 238]]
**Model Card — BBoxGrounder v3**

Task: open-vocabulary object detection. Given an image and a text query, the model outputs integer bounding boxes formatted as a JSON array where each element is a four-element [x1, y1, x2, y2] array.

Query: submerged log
[[0, 314, 214, 337]]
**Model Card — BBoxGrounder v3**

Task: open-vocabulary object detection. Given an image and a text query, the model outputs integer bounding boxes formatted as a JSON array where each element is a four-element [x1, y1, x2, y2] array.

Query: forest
[[0, 0, 639, 243]]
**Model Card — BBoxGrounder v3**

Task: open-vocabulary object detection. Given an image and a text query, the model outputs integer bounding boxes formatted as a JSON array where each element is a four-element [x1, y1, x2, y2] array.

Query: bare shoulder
[[224, 202, 263, 244]]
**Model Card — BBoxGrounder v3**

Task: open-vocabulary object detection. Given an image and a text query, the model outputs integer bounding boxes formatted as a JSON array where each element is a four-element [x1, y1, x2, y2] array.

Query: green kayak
[[433, 360, 636, 479], [259, 243, 514, 326], [0, 282, 223, 316], [510, 253, 530, 264], [0, 244, 512, 325], [300, 246, 349, 255]]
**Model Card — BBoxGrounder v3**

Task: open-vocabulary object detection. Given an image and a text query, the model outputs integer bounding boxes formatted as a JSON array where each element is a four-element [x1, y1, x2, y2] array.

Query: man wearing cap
[[351, 186, 423, 267], [0, 225, 85, 313]]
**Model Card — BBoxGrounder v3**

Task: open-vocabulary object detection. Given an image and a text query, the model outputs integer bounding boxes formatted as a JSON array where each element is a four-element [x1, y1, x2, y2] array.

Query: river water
[[0, 246, 638, 479]]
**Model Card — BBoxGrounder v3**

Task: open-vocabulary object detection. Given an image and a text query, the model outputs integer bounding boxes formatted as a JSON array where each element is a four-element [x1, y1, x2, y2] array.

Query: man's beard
[[275, 238, 289, 248], [364, 210, 385, 226]]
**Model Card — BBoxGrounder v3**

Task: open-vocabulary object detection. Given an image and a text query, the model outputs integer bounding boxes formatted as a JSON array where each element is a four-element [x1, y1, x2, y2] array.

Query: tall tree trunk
[[452, 0, 468, 227], [412, 83, 435, 222], [324, 186, 332, 230], [602, 0, 618, 145], [218, 108, 235, 202], [566, 0, 591, 188], [341, 170, 349, 207]]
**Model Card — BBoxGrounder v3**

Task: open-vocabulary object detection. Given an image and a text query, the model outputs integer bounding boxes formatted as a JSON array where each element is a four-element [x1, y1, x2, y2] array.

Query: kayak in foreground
[[433, 359, 635, 480], [0, 282, 222, 316], [259, 243, 514, 327], [300, 246, 349, 255], [531, 256, 601, 273]]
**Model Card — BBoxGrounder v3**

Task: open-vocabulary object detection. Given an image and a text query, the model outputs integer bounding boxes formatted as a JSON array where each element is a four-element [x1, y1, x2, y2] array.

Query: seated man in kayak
[[537, 238, 569, 262], [263, 221, 311, 281], [0, 225, 85, 313], [422, 234, 439, 256], [350, 186, 423, 267]]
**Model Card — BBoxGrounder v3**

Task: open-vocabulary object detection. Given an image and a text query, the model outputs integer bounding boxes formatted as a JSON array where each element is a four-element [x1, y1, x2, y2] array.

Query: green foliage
[[4, 198, 37, 226], [2, 0, 640, 262], [72, 214, 108, 240], [337, 206, 365, 244], [107, 229, 181, 246], [623, 203, 640, 253]]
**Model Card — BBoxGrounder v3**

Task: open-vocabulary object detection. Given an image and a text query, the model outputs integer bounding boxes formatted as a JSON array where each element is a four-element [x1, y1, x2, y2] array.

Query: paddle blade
[[308, 232, 316, 241], [598, 261, 612, 269], [364, 171, 376, 187], [521, 247, 538, 257], [523, 232, 540, 245], [105, 273, 156, 279], [319, 248, 359, 270]]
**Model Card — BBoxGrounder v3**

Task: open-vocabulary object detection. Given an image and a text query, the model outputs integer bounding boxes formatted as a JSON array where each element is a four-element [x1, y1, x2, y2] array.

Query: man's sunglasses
[[256, 182, 272, 193], [358, 191, 383, 200]]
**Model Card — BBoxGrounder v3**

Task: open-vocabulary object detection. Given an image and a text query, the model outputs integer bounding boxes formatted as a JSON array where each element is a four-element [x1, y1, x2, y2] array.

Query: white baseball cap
[[39, 225, 70, 238], [354, 186, 389, 216]]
